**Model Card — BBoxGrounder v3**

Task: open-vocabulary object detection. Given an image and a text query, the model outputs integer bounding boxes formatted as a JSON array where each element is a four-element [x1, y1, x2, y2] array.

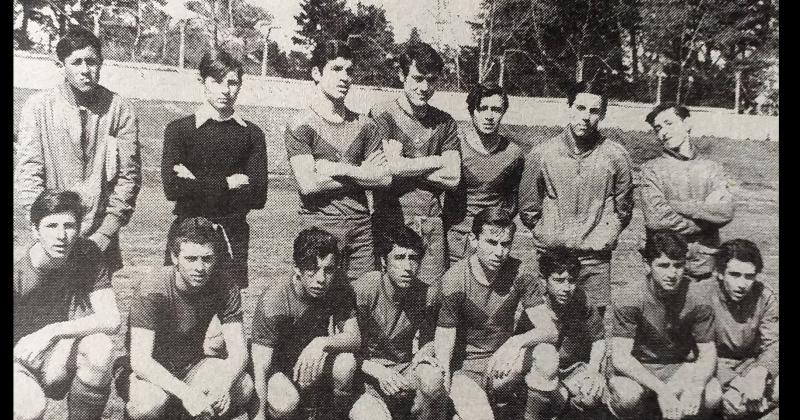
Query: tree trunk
[[228, 0, 233, 28], [629, 26, 638, 76], [19, 2, 32, 49], [132, 0, 142, 60]]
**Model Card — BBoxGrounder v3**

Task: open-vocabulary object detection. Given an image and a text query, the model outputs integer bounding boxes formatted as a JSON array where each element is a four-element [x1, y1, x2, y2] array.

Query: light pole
[[576, 54, 618, 82], [734, 69, 742, 114], [499, 48, 544, 88], [465, 19, 488, 83], [256, 22, 280, 77]]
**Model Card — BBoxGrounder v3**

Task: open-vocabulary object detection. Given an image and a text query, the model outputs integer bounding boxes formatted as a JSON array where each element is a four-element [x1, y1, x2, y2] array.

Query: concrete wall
[[14, 51, 778, 141]]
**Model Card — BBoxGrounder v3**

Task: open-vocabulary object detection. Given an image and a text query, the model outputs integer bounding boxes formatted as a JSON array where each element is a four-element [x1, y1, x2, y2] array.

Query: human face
[[545, 270, 578, 306], [718, 258, 758, 302], [201, 71, 242, 115], [60, 46, 102, 93], [312, 57, 353, 101], [651, 108, 690, 150], [296, 254, 337, 299], [32, 211, 80, 260], [401, 62, 439, 107], [648, 254, 686, 294], [383, 244, 422, 290], [471, 94, 506, 136], [472, 225, 515, 273], [567, 93, 605, 139], [172, 242, 217, 290]]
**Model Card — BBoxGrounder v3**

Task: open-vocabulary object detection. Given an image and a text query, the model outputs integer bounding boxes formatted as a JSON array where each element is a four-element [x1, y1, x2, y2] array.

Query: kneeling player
[[126, 217, 254, 419], [251, 227, 360, 420], [350, 226, 445, 420], [608, 231, 721, 419], [434, 208, 554, 420], [707, 239, 778, 418], [521, 250, 608, 420], [14, 190, 122, 420]]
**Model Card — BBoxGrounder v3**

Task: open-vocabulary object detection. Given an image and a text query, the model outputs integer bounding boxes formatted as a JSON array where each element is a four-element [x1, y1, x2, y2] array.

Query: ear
[[311, 66, 322, 83], [54, 58, 64, 69], [294, 266, 302, 278], [30, 223, 39, 238], [683, 115, 693, 134], [170, 251, 178, 266], [468, 232, 478, 248], [198, 76, 205, 86], [397, 68, 405, 84], [380, 256, 388, 272]]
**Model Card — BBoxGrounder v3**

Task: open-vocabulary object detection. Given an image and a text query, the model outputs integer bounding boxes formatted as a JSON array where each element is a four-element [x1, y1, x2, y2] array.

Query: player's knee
[[449, 375, 493, 420], [416, 364, 445, 398], [525, 344, 559, 390], [332, 353, 357, 390], [13, 384, 46, 420], [771, 375, 779, 403], [233, 373, 255, 410], [704, 378, 722, 410], [606, 376, 646, 419], [349, 395, 390, 420], [267, 374, 300, 419], [77, 333, 115, 373], [126, 392, 169, 420]]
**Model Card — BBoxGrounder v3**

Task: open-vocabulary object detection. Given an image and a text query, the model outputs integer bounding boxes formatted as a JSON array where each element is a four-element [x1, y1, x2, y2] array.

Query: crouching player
[[251, 227, 360, 420], [707, 239, 778, 418], [608, 231, 721, 419], [125, 217, 254, 419], [14, 190, 122, 420], [521, 250, 608, 420], [434, 208, 555, 420], [350, 226, 445, 420]]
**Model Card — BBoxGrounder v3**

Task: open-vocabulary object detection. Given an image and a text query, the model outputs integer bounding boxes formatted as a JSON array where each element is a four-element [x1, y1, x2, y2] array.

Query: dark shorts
[[299, 213, 376, 282], [165, 215, 250, 288]]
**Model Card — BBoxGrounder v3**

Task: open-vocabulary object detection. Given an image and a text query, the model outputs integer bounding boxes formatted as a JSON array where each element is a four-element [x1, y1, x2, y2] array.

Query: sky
[[247, 0, 482, 53]]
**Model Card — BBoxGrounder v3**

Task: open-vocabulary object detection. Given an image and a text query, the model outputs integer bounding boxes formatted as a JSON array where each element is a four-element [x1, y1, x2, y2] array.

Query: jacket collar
[[559, 127, 604, 158], [663, 144, 695, 161]]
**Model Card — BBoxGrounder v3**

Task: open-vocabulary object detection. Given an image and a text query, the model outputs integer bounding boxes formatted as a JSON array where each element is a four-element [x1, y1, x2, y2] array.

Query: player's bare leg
[[410, 363, 446, 420], [524, 344, 568, 420], [349, 392, 392, 420], [185, 357, 255, 418], [69, 333, 116, 420], [125, 374, 170, 420], [13, 364, 47, 420], [266, 372, 301, 419]]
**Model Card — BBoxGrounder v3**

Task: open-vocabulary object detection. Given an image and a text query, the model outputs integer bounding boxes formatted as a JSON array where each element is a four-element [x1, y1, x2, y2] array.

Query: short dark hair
[[398, 42, 444, 77], [56, 28, 102, 62], [293, 227, 340, 271], [645, 102, 691, 126], [472, 207, 516, 237], [375, 225, 425, 260], [310, 39, 353, 74], [565, 80, 608, 113], [169, 217, 221, 257], [30, 190, 85, 227], [466, 83, 509, 115], [198, 49, 244, 81], [539, 249, 581, 279], [641, 230, 688, 263], [715, 239, 763, 274]]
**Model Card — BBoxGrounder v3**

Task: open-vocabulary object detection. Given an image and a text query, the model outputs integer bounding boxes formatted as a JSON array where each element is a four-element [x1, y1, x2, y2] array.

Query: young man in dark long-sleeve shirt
[[161, 49, 268, 290]]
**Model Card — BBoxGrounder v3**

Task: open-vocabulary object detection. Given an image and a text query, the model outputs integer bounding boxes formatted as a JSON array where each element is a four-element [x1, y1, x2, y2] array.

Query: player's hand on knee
[[294, 338, 328, 388], [376, 366, 413, 397], [203, 383, 232, 417], [179, 388, 215, 417], [578, 372, 605, 402], [14, 330, 56, 368], [740, 370, 769, 412]]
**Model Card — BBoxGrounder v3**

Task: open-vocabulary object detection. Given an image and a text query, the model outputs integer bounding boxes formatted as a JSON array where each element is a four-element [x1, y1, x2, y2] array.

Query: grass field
[[13, 87, 778, 420]]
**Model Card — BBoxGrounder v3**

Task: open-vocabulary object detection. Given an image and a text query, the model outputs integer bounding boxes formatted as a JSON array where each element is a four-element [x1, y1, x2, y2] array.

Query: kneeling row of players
[[13, 193, 777, 420]]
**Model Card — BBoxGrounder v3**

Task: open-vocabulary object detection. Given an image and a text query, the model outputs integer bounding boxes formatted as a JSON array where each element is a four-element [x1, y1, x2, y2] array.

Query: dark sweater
[[161, 116, 268, 218]]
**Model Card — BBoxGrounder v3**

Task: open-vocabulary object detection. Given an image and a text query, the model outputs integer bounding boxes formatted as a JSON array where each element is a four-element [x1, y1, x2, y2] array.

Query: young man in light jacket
[[15, 28, 142, 273], [640, 103, 735, 281], [518, 80, 633, 313]]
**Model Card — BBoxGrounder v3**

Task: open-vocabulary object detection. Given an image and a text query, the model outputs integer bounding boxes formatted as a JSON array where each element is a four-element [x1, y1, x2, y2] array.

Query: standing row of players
[[13, 28, 777, 420]]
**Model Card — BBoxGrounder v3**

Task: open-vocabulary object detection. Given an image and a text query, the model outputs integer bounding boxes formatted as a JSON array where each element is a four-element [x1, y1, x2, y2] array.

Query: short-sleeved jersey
[[14, 239, 111, 344], [370, 98, 461, 218], [526, 289, 605, 368], [353, 271, 438, 366], [445, 134, 524, 227], [284, 107, 380, 216], [612, 277, 715, 364], [437, 257, 539, 360], [251, 275, 357, 373], [128, 266, 242, 375]]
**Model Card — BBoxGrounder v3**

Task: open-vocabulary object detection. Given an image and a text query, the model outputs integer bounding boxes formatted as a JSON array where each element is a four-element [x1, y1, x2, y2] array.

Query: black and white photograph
[[12, 0, 779, 419]]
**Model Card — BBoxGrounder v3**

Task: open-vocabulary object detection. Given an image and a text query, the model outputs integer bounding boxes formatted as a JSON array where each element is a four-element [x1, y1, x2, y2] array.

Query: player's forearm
[[690, 344, 717, 387], [251, 345, 274, 419], [361, 359, 387, 379], [322, 330, 361, 353], [434, 327, 457, 372], [330, 161, 393, 188], [612, 351, 670, 395], [44, 311, 121, 340], [389, 155, 444, 177], [670, 199, 735, 226], [512, 327, 558, 349], [587, 340, 606, 373], [130, 356, 192, 400]]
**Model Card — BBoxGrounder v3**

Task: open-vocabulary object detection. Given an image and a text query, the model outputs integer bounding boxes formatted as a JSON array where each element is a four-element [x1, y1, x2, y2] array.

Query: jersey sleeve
[[218, 279, 243, 324], [333, 282, 358, 329], [690, 303, 715, 344], [284, 121, 315, 158], [519, 272, 544, 310], [585, 304, 606, 343], [129, 282, 167, 331], [85, 241, 112, 292], [251, 287, 289, 348], [419, 278, 443, 346], [439, 117, 460, 154], [358, 117, 383, 157], [612, 303, 641, 339]]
